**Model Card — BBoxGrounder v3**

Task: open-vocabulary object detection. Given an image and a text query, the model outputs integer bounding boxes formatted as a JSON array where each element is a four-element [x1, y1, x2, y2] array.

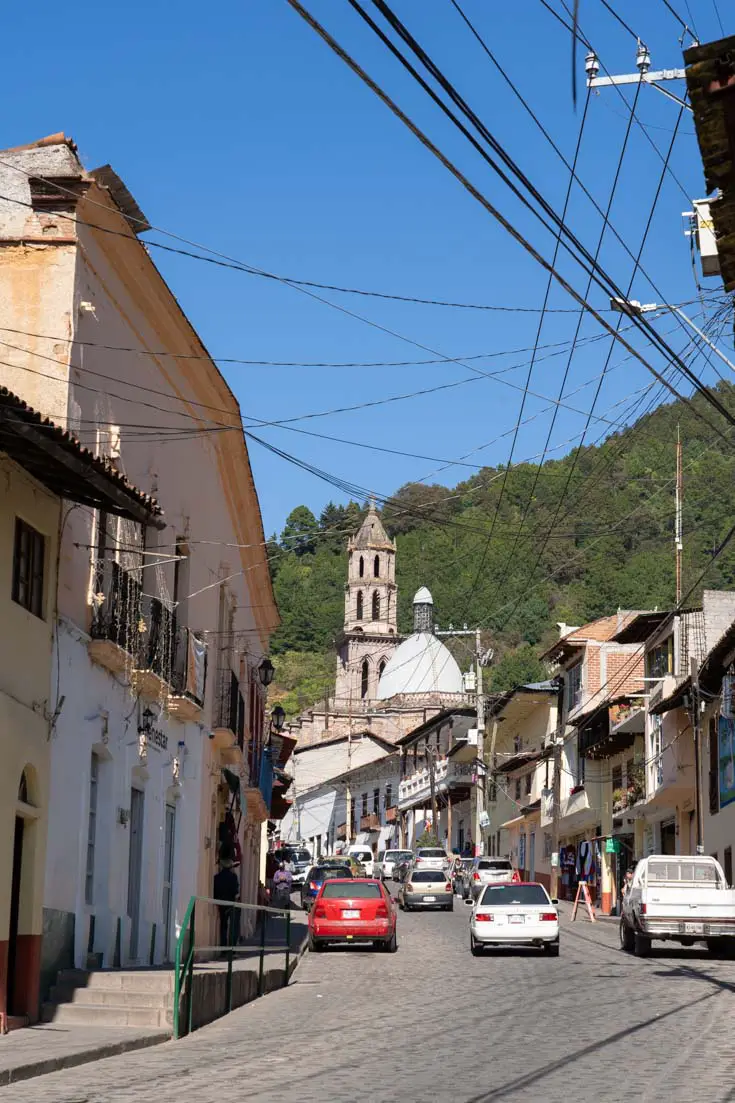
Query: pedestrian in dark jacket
[[214, 859, 239, 950]]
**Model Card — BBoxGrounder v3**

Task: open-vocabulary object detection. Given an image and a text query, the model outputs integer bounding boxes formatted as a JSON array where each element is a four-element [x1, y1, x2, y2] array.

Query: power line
[[287, 0, 734, 444]]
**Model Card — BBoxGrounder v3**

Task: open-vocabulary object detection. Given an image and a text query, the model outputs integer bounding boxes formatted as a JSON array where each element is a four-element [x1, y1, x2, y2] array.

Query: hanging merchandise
[[723, 673, 735, 720]]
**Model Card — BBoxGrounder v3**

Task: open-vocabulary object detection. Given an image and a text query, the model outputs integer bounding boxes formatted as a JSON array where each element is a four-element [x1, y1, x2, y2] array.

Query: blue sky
[[1, 1, 730, 537]]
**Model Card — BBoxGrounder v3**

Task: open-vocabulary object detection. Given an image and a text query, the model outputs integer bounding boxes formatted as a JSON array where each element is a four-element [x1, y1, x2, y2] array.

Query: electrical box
[[693, 199, 720, 277], [466, 728, 479, 746]]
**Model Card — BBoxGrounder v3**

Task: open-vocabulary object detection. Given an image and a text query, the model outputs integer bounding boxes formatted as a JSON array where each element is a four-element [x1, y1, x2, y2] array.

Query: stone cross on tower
[[334, 502, 400, 703]]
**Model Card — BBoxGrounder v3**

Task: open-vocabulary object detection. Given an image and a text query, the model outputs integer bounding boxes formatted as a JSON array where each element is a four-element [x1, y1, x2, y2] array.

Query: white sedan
[[466, 881, 560, 956]]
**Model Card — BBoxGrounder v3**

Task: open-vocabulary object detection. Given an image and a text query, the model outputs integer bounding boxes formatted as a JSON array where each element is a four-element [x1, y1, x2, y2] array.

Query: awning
[[0, 386, 163, 526], [500, 814, 526, 830], [270, 793, 292, 820]]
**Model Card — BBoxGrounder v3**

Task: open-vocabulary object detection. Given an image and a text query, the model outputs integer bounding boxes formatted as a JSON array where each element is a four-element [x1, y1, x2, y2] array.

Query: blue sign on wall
[[719, 716, 735, 809]]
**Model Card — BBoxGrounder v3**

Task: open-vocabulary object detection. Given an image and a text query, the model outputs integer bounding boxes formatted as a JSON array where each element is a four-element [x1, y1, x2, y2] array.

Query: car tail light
[[445, 883, 452, 892], [416, 857, 423, 864], [376, 903, 389, 918], [473, 871, 481, 881], [640, 903, 647, 915], [540, 912, 557, 922], [475, 913, 494, 922], [314, 906, 326, 919]]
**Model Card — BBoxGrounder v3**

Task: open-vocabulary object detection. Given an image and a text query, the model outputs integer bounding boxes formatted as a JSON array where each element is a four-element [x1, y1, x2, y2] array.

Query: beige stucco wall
[[0, 455, 58, 941]]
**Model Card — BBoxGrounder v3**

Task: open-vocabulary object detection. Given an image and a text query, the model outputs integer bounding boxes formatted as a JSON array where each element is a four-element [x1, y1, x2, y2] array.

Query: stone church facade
[[290, 505, 468, 748]]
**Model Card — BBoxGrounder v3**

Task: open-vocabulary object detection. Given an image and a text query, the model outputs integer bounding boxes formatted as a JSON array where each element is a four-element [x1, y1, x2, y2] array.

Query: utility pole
[[428, 749, 438, 839], [434, 624, 492, 856], [345, 671, 354, 846], [675, 426, 683, 604], [549, 676, 565, 901], [691, 656, 704, 854], [474, 627, 486, 857]]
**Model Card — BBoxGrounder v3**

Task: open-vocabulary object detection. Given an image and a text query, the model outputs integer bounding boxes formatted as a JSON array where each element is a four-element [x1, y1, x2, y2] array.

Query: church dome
[[376, 631, 464, 699]]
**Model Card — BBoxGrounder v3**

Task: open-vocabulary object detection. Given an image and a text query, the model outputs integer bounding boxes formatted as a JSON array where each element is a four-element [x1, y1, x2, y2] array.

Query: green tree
[[281, 506, 318, 557]]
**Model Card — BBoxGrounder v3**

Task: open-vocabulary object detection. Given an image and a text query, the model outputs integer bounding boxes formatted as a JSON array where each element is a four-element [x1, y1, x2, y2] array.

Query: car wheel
[[634, 931, 652, 957], [543, 941, 560, 956], [308, 934, 323, 953], [470, 934, 482, 957], [385, 930, 398, 953], [619, 918, 635, 952], [445, 903, 454, 912]]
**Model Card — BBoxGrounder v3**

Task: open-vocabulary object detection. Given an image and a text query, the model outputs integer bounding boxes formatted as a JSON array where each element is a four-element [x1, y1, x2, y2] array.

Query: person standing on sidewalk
[[214, 857, 240, 951]]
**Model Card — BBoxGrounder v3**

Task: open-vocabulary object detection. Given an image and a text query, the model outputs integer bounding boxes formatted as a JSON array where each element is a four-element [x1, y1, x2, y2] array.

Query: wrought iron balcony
[[360, 813, 380, 831], [214, 668, 246, 749], [138, 594, 174, 682], [89, 560, 142, 675], [168, 627, 208, 722]]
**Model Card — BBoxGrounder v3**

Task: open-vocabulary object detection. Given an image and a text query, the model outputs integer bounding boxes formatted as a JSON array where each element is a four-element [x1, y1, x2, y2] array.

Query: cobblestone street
[[6, 898, 735, 1103]]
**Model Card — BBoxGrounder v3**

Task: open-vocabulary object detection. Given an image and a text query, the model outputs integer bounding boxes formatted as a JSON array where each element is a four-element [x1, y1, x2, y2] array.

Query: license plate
[[342, 909, 360, 919], [510, 915, 525, 924], [684, 922, 704, 935], [423, 896, 436, 902]]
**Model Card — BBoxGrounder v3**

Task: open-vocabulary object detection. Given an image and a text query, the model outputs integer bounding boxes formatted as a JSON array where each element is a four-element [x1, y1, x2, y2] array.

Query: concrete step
[[85, 952, 103, 970], [41, 1001, 171, 1030], [56, 969, 176, 994], [49, 985, 171, 1010]]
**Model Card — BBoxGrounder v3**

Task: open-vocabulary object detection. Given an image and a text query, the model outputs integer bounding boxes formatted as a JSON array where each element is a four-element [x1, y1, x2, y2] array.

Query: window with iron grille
[[385, 783, 392, 809], [514, 777, 521, 801], [566, 662, 583, 712], [373, 788, 380, 815], [525, 772, 532, 796], [361, 793, 368, 818], [12, 518, 45, 618]]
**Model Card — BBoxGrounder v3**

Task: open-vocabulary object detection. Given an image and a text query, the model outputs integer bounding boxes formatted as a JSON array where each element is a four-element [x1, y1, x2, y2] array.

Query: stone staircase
[[42, 969, 175, 1030]]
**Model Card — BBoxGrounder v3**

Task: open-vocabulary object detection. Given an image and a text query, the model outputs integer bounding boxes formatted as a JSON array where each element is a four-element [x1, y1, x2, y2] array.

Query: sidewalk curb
[[0, 1030, 170, 1088]]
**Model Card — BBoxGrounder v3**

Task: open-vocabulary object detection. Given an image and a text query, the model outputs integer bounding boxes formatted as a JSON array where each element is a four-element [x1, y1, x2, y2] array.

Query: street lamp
[[609, 297, 735, 376], [258, 657, 275, 687], [271, 705, 286, 733]]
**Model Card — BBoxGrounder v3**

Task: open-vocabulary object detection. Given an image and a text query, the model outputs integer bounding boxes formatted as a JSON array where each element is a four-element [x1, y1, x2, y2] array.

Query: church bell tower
[[334, 502, 399, 702]]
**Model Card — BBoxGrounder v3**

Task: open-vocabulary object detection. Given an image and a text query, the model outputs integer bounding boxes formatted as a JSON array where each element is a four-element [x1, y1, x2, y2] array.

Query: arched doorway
[[6, 767, 41, 1022]]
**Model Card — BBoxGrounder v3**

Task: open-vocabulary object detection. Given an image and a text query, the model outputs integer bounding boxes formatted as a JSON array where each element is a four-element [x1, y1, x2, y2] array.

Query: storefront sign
[[146, 727, 168, 752], [605, 837, 620, 854]]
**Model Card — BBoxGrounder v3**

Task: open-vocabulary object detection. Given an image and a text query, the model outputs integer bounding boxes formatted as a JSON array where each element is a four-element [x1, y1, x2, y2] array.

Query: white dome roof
[[376, 632, 464, 699], [413, 586, 433, 605]]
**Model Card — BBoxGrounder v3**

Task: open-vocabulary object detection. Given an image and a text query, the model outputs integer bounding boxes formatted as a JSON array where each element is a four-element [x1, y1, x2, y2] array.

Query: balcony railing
[[138, 594, 174, 682], [360, 813, 380, 831], [398, 758, 474, 806], [215, 668, 246, 748], [171, 627, 208, 706], [385, 806, 398, 823], [90, 560, 141, 652]]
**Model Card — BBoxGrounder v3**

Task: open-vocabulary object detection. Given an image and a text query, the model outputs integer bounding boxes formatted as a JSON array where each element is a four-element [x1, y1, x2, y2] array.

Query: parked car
[[451, 857, 475, 898], [399, 868, 453, 911], [469, 857, 516, 901], [308, 879, 398, 952], [620, 855, 735, 957], [345, 845, 375, 877], [466, 882, 559, 956], [300, 864, 353, 911], [375, 849, 413, 880], [413, 847, 450, 872]]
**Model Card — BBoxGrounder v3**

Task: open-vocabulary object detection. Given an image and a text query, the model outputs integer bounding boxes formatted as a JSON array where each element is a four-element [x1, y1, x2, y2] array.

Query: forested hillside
[[269, 382, 735, 714]]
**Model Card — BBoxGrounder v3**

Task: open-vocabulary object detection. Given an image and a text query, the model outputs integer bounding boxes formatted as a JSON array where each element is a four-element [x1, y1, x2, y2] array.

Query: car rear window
[[312, 867, 351, 880], [387, 851, 413, 861], [417, 849, 446, 858], [478, 860, 512, 871], [349, 851, 373, 861], [321, 882, 382, 899], [410, 871, 447, 883], [480, 885, 550, 906], [647, 859, 719, 883]]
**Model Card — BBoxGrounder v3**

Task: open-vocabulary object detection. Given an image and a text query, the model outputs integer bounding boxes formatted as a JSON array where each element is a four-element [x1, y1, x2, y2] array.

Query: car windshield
[[478, 860, 512, 871], [293, 850, 311, 863], [480, 885, 550, 906], [312, 867, 351, 880], [417, 849, 446, 858], [410, 870, 447, 883], [321, 882, 382, 899]]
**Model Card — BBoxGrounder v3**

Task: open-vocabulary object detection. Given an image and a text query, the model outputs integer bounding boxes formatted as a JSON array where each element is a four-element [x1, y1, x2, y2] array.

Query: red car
[[308, 878, 398, 953]]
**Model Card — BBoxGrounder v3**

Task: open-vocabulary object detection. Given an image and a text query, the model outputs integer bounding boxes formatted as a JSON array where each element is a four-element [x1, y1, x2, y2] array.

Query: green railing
[[172, 895, 293, 1039]]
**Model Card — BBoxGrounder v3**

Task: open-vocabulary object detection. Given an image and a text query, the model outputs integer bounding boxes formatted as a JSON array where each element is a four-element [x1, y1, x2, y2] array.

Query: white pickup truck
[[620, 855, 735, 957]]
